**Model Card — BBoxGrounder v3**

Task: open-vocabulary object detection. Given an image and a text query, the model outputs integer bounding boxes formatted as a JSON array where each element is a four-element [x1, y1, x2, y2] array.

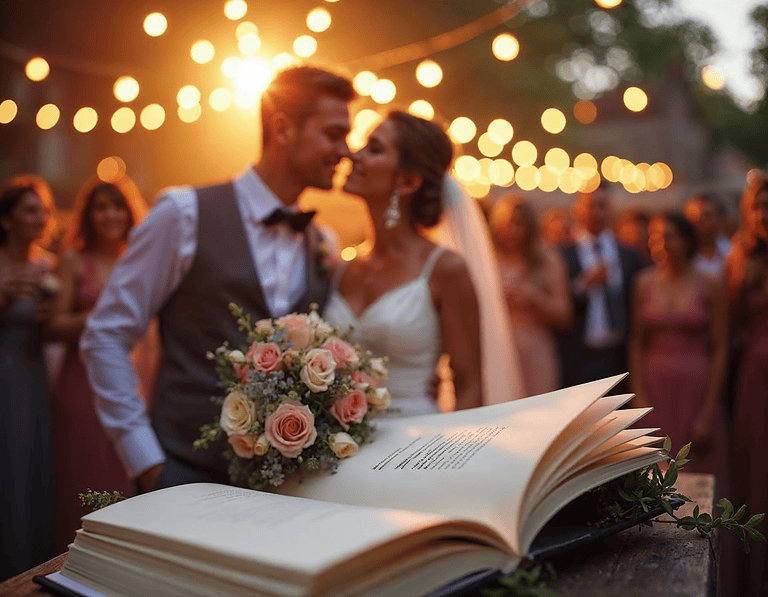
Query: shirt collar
[[233, 165, 298, 224], [576, 228, 615, 247]]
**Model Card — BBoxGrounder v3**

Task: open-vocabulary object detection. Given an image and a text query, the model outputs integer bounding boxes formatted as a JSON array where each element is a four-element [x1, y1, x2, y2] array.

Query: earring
[[384, 191, 401, 229]]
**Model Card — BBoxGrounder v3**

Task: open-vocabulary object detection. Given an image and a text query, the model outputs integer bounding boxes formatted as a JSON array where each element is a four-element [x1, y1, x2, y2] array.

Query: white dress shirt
[[80, 166, 308, 478], [575, 229, 624, 348]]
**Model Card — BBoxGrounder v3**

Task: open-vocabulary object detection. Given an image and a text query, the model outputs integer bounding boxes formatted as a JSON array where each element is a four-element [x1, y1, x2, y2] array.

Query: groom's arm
[[80, 188, 197, 484]]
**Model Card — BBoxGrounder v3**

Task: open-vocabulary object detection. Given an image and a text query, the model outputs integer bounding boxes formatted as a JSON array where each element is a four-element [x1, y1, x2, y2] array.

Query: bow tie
[[262, 208, 316, 232]]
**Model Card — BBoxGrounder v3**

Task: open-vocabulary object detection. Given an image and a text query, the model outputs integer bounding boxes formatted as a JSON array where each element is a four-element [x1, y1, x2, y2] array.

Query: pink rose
[[351, 370, 381, 389], [264, 399, 318, 458], [276, 314, 313, 350], [234, 362, 251, 384], [330, 389, 368, 431], [228, 433, 257, 459], [246, 342, 283, 374], [321, 337, 359, 369]]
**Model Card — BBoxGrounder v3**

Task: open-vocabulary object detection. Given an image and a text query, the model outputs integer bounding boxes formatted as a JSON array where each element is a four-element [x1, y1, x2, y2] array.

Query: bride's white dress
[[323, 247, 445, 417]]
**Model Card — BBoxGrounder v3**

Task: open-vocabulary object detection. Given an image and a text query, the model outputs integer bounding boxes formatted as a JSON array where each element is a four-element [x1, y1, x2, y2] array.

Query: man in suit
[[81, 66, 356, 492], [559, 184, 645, 391]]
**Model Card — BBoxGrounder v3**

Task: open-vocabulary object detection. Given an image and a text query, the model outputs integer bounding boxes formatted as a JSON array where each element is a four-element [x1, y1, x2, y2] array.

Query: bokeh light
[[573, 100, 597, 124], [224, 0, 248, 20], [487, 119, 514, 145], [143, 13, 167, 37], [579, 172, 602, 193], [140, 104, 165, 130], [623, 87, 648, 112], [272, 53, 297, 72], [574, 153, 598, 178], [36, 104, 60, 130], [353, 108, 382, 134], [541, 108, 566, 134], [512, 140, 537, 167], [307, 8, 332, 32], [370, 78, 396, 104], [448, 117, 477, 144], [0, 100, 18, 124], [559, 168, 583, 194], [416, 60, 443, 88], [114, 76, 140, 103], [601, 156, 621, 182], [25, 57, 50, 82], [238, 33, 261, 55], [353, 71, 377, 96], [293, 35, 318, 58], [236, 22, 258, 39], [454, 155, 481, 182], [408, 100, 434, 120], [73, 107, 98, 133], [233, 57, 273, 105], [702, 65, 725, 90], [594, 0, 622, 7], [478, 158, 493, 179], [341, 247, 357, 261], [97, 156, 126, 183], [545, 148, 570, 173], [515, 166, 539, 191], [191, 40, 215, 64], [178, 104, 202, 123], [177, 85, 201, 109], [222, 56, 241, 78], [209, 88, 234, 112], [111, 107, 136, 133], [492, 33, 520, 61], [478, 132, 503, 157], [466, 178, 491, 199], [538, 166, 559, 192], [489, 159, 514, 186]]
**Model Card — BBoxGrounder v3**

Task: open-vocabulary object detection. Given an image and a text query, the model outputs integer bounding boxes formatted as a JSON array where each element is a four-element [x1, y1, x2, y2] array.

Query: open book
[[51, 375, 665, 597]]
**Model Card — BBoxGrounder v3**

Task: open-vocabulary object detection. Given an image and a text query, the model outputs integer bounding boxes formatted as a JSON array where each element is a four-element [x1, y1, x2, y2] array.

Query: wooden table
[[0, 473, 718, 597]]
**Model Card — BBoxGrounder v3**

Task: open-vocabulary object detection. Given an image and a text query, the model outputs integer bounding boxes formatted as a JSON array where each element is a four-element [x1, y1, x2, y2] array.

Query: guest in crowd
[[629, 212, 729, 481], [540, 206, 573, 247], [491, 195, 572, 395], [726, 176, 768, 597], [616, 208, 652, 265], [46, 175, 156, 554], [558, 184, 644, 391], [685, 193, 732, 278], [0, 175, 57, 579]]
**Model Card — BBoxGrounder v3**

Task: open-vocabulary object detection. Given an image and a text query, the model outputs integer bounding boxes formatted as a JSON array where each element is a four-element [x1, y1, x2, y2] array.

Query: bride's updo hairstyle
[[387, 111, 453, 228]]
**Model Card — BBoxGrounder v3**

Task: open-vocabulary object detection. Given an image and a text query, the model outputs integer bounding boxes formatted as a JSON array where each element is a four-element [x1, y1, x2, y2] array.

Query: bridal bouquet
[[195, 303, 390, 490]]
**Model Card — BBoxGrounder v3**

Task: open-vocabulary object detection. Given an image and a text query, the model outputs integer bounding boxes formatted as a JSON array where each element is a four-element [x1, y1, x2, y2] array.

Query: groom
[[81, 66, 356, 492]]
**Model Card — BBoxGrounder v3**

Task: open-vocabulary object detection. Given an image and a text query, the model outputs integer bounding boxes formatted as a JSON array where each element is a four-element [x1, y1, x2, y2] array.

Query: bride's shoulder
[[428, 245, 470, 284]]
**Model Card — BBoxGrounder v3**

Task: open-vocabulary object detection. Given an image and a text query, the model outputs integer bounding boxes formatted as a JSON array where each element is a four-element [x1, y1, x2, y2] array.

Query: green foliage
[[79, 489, 127, 511], [482, 563, 559, 597]]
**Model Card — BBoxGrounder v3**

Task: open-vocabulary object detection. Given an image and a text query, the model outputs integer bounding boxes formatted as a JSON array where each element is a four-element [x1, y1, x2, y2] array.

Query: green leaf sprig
[[482, 563, 558, 597], [79, 489, 127, 511]]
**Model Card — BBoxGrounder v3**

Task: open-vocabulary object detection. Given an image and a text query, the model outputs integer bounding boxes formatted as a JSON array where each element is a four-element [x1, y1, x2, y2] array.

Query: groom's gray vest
[[152, 182, 331, 478]]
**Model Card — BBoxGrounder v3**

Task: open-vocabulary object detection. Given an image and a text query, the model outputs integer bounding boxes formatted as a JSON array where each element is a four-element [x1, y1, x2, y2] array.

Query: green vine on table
[[79, 489, 127, 511], [481, 563, 558, 597]]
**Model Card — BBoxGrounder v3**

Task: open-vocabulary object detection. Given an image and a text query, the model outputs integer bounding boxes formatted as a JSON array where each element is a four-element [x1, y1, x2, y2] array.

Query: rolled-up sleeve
[[80, 187, 197, 478]]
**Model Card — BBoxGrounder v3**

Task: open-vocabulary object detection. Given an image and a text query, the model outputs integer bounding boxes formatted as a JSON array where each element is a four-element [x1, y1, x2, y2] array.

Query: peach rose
[[321, 337, 359, 369], [255, 318, 274, 335], [220, 391, 255, 436], [247, 342, 283, 374], [351, 370, 381, 389], [277, 313, 313, 350], [367, 387, 391, 410], [234, 363, 251, 384], [264, 399, 318, 458], [282, 348, 302, 369], [330, 389, 368, 430], [329, 432, 359, 459], [229, 433, 256, 458], [300, 348, 336, 392], [254, 434, 270, 456]]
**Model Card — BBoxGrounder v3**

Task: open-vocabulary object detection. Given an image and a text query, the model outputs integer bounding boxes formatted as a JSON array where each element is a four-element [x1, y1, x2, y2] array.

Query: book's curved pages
[[53, 375, 666, 597]]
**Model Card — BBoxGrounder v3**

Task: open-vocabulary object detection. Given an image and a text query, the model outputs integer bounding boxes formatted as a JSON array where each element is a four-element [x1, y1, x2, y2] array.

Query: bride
[[324, 110, 522, 415]]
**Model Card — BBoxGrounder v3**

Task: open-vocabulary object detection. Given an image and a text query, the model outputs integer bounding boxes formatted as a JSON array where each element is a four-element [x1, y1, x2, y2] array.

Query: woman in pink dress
[[47, 175, 156, 554], [726, 176, 768, 597], [630, 212, 729, 480], [491, 196, 572, 396]]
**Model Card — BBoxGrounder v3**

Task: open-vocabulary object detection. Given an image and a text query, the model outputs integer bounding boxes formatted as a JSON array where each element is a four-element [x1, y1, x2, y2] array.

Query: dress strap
[[331, 261, 350, 289], [420, 246, 446, 280]]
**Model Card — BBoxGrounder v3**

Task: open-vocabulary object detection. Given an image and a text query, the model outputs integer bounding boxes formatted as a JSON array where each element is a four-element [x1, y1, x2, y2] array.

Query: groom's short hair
[[260, 66, 355, 147]]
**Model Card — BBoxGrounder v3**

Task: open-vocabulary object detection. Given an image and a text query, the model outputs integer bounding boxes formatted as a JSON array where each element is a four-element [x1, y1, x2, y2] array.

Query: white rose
[[219, 391, 255, 436], [329, 432, 359, 459], [369, 357, 389, 380], [367, 387, 391, 410], [228, 350, 246, 363], [253, 434, 270, 456], [300, 348, 336, 392]]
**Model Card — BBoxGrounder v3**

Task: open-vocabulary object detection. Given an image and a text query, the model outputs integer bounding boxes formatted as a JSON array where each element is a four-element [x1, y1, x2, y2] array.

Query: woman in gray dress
[[0, 175, 57, 579]]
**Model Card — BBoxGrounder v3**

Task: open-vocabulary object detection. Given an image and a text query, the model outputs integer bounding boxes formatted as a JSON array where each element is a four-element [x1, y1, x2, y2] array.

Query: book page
[[281, 375, 626, 554]]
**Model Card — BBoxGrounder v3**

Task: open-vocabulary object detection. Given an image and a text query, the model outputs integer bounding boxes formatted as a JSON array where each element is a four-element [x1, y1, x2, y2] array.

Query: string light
[[487, 119, 513, 145], [478, 132, 503, 157], [209, 88, 233, 112], [143, 13, 167, 37], [97, 157, 126, 183], [559, 168, 582, 194], [489, 159, 514, 186], [515, 166, 539, 191], [25, 57, 50, 82], [537, 166, 559, 192], [341, 247, 357, 261], [0, 100, 18, 124], [702, 66, 725, 90], [307, 8, 332, 32], [353, 71, 377, 96], [454, 155, 481, 182], [466, 178, 491, 199], [222, 56, 241, 78], [191, 41, 215, 64], [36, 104, 60, 130], [293, 35, 318, 58], [111, 107, 136, 133], [448, 117, 477, 144], [113, 76, 140, 102], [541, 108, 566, 134], [272, 53, 297, 71], [236, 22, 258, 39], [601, 156, 621, 182], [594, 0, 622, 7], [544, 148, 569, 173], [140, 104, 165, 130], [573, 100, 597, 124], [573, 153, 598, 178], [623, 87, 648, 112], [492, 33, 519, 61], [408, 100, 434, 120], [238, 33, 261, 55], [353, 109, 381, 133], [178, 104, 202, 123], [224, 0, 248, 21], [177, 85, 201, 109], [511, 140, 537, 167], [370, 79, 396, 104], [73, 107, 98, 133], [415, 60, 443, 88]]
